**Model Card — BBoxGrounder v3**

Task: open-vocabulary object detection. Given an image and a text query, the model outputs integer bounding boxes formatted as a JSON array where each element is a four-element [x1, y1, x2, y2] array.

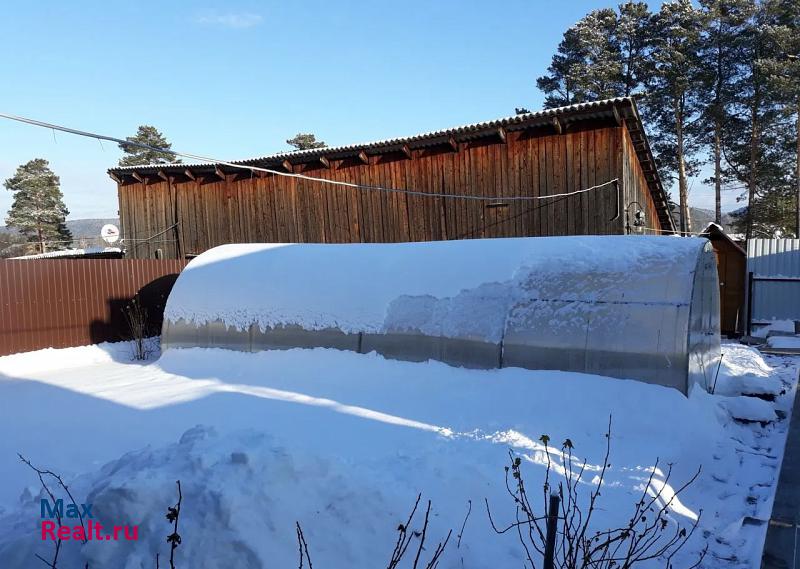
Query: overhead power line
[[0, 111, 620, 202]]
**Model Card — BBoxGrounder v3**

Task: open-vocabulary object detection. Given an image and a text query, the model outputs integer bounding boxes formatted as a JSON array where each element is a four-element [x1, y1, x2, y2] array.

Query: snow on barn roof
[[108, 97, 675, 232], [700, 222, 746, 255]]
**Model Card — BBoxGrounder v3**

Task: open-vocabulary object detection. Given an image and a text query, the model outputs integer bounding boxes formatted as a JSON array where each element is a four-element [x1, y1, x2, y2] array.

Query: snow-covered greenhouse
[[161, 236, 720, 394]]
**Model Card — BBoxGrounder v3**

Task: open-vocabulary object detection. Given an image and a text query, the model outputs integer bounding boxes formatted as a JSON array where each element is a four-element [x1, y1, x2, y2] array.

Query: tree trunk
[[745, 48, 762, 241], [676, 101, 691, 235], [714, 20, 723, 226], [714, 121, 722, 226], [37, 227, 45, 254], [746, 91, 759, 241], [795, 102, 799, 237]]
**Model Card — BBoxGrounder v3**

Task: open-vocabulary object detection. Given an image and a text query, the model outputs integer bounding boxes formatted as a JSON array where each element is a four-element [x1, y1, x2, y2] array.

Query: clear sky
[[0, 0, 737, 225]]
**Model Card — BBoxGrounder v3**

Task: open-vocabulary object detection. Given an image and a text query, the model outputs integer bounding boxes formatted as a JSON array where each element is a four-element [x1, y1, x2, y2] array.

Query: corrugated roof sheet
[[108, 97, 674, 231], [111, 98, 632, 171]]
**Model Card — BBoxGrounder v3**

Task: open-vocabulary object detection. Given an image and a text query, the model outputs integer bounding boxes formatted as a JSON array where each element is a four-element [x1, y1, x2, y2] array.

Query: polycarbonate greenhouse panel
[[161, 236, 721, 394]]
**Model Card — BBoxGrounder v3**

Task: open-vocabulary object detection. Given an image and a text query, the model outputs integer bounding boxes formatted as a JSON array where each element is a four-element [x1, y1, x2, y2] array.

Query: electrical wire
[[128, 223, 179, 250], [634, 225, 714, 236], [13, 234, 178, 245], [0, 111, 619, 202]]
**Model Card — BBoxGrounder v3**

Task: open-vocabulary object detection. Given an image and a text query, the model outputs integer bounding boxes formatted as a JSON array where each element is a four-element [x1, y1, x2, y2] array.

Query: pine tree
[[537, 3, 653, 109], [572, 9, 624, 99], [697, 0, 755, 225], [759, 0, 800, 236], [286, 133, 327, 150], [118, 125, 181, 167], [4, 159, 72, 253], [617, 2, 655, 96], [535, 0, 798, 238], [722, 2, 790, 238], [537, 27, 592, 107], [643, 0, 705, 234]]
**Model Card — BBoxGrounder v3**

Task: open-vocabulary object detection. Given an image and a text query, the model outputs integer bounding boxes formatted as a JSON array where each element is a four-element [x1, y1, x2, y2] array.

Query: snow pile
[[0, 342, 795, 568], [713, 343, 784, 397], [753, 319, 797, 338], [767, 335, 800, 350], [719, 396, 777, 423], [1, 425, 493, 568], [164, 236, 707, 336]]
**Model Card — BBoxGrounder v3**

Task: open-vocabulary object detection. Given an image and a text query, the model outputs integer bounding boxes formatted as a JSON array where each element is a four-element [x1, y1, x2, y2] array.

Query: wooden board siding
[[118, 125, 660, 259], [702, 226, 746, 336], [712, 239, 746, 335], [621, 125, 661, 234]]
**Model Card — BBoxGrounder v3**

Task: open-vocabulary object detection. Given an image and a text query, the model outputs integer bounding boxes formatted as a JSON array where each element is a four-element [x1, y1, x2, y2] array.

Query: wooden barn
[[108, 97, 676, 260]]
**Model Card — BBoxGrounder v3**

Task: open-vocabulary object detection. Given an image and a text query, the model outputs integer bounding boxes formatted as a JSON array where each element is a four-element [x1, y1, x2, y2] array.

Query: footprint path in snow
[[706, 354, 798, 567]]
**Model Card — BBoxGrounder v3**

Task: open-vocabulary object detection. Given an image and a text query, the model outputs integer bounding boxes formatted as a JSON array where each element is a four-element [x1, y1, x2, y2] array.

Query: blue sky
[[0, 1, 736, 225]]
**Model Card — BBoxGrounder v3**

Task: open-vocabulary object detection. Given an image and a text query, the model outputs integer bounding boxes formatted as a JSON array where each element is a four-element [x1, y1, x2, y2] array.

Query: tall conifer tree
[[697, 0, 755, 225], [118, 125, 181, 167], [4, 159, 72, 253], [644, 0, 705, 234]]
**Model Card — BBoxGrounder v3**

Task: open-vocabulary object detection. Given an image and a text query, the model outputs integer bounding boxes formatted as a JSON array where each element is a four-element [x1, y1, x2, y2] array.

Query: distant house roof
[[11, 247, 123, 260], [108, 97, 674, 232]]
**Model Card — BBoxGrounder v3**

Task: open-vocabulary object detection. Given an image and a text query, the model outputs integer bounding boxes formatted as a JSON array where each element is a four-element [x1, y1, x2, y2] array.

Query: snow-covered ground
[[0, 341, 796, 568]]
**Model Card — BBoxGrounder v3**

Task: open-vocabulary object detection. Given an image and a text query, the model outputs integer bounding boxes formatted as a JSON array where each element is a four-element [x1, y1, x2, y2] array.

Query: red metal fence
[[0, 259, 187, 357]]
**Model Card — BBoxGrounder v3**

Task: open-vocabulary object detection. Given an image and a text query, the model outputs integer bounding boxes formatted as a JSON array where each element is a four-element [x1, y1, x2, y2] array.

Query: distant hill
[[66, 218, 120, 246], [690, 208, 733, 233]]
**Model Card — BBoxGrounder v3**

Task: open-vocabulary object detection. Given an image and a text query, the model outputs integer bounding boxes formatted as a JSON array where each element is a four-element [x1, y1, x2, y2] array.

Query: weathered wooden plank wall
[[621, 125, 661, 234], [118, 125, 649, 259], [0, 259, 187, 356]]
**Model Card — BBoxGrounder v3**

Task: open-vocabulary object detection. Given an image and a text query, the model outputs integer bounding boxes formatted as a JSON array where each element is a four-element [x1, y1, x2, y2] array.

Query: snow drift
[[0, 342, 794, 568], [162, 236, 721, 393]]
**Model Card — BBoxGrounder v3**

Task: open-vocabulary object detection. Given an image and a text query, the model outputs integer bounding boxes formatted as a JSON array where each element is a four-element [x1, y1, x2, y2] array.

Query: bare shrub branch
[[295, 494, 452, 569], [485, 417, 708, 568], [165, 480, 182, 569], [387, 495, 452, 569], [456, 500, 471, 549], [296, 522, 314, 569], [123, 296, 152, 360], [19, 453, 91, 568]]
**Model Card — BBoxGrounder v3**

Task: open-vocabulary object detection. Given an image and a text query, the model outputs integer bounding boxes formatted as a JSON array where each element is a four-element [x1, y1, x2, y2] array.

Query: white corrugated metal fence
[[747, 239, 800, 328]]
